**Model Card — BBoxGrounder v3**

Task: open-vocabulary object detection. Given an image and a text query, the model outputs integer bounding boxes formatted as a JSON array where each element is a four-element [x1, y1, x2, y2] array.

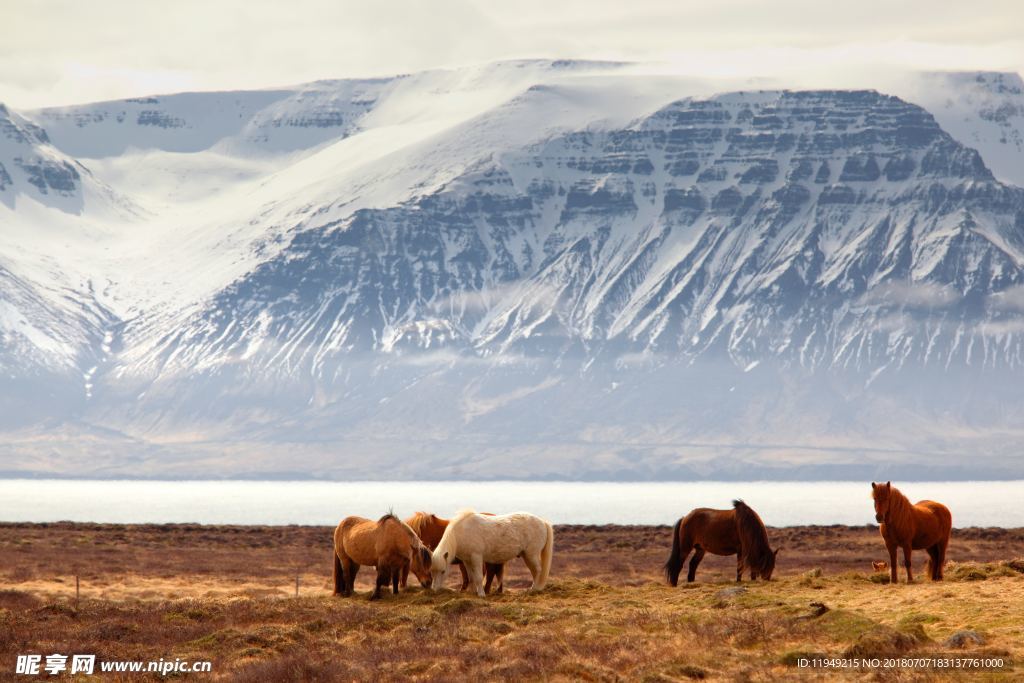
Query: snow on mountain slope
[[140, 89, 1024, 376], [2, 63, 1024, 479], [894, 71, 1024, 188], [14, 61, 655, 320]]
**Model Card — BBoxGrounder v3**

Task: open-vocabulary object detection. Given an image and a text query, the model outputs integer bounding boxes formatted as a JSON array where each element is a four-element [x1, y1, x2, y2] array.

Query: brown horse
[[871, 481, 952, 583], [405, 512, 504, 593], [332, 513, 433, 600], [665, 500, 780, 585]]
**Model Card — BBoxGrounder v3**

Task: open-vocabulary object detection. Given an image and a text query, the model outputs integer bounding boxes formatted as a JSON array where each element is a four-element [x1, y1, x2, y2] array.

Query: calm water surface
[[1, 480, 1021, 527]]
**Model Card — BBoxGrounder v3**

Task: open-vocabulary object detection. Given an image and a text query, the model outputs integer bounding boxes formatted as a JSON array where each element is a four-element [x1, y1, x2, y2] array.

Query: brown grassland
[[1, 522, 1023, 681]]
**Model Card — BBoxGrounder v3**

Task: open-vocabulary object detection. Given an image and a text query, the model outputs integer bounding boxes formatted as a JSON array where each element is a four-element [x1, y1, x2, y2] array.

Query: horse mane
[[450, 508, 478, 524], [435, 509, 478, 559], [880, 484, 915, 533], [405, 511, 431, 536], [378, 512, 427, 548], [732, 500, 773, 573]]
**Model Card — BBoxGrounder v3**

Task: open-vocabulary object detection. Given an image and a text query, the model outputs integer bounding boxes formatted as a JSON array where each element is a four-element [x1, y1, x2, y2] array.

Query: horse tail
[[935, 503, 952, 580], [332, 550, 345, 595], [664, 517, 684, 586], [537, 521, 554, 589]]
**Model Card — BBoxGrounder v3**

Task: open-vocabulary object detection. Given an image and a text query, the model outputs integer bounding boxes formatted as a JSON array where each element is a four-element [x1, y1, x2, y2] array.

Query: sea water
[[1, 479, 1022, 527]]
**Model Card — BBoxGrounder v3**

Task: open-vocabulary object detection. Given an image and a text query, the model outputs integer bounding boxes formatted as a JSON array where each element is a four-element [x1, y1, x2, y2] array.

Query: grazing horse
[[431, 510, 554, 597], [332, 514, 433, 600], [871, 481, 952, 584], [404, 512, 505, 593], [665, 500, 780, 585]]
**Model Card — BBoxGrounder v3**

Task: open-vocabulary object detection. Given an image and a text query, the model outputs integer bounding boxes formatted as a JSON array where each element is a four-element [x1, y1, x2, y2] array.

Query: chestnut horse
[[332, 513, 433, 600], [871, 481, 952, 583], [405, 512, 505, 593], [665, 500, 779, 585]]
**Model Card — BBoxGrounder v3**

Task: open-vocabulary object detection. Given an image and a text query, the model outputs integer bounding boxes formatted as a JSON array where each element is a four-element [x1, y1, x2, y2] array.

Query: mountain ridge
[[2, 63, 1024, 479]]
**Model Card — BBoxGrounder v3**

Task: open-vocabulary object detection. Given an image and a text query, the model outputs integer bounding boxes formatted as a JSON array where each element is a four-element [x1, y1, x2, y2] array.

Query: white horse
[[431, 510, 554, 596]]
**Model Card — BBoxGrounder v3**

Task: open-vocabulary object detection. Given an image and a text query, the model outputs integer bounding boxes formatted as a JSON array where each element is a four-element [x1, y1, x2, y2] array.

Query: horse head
[[410, 545, 433, 588], [871, 481, 892, 523], [763, 547, 780, 579], [431, 550, 450, 591]]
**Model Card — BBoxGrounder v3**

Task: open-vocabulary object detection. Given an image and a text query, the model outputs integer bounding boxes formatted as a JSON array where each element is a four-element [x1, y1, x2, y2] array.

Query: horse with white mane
[[431, 510, 554, 596]]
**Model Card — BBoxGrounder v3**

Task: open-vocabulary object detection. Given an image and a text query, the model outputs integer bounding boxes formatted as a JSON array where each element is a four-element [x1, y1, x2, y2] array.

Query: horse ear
[[871, 482, 876, 490], [885, 481, 891, 490]]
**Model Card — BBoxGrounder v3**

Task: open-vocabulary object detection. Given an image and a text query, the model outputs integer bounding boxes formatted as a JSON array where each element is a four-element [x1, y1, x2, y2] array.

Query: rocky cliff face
[[134, 90, 1024, 374], [2, 64, 1024, 479]]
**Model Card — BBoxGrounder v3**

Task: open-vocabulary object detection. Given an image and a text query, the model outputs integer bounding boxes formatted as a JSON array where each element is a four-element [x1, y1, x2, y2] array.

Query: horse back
[[377, 517, 418, 557], [680, 508, 741, 556], [451, 511, 548, 561], [336, 516, 384, 565], [335, 516, 371, 548], [912, 500, 952, 546]]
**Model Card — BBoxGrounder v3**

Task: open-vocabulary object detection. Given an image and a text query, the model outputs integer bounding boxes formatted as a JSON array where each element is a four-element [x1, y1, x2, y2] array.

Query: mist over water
[[1, 480, 1022, 527]]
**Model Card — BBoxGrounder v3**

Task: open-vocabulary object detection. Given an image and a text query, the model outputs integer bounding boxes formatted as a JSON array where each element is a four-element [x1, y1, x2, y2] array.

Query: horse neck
[[735, 509, 770, 550], [435, 524, 457, 561], [749, 525, 770, 552], [886, 488, 914, 533], [396, 518, 422, 548]]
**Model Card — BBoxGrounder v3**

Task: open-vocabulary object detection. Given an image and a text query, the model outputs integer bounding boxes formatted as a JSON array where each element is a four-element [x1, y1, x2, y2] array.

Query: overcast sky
[[2, 0, 1023, 108]]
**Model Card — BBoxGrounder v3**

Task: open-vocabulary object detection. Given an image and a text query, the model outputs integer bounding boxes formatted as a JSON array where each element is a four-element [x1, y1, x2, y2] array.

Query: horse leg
[[467, 556, 485, 597], [487, 563, 504, 594], [458, 561, 471, 592], [371, 566, 390, 601], [400, 564, 409, 589], [735, 552, 744, 582], [885, 540, 898, 584], [333, 551, 345, 596], [902, 545, 914, 583], [483, 563, 496, 594], [936, 538, 949, 581], [346, 562, 360, 596], [392, 565, 401, 595], [337, 554, 356, 597], [926, 546, 939, 582], [687, 547, 705, 583], [523, 551, 546, 592]]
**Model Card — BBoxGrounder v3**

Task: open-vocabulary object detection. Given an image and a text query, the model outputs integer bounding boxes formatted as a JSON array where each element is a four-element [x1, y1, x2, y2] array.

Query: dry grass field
[[1, 522, 1022, 681]]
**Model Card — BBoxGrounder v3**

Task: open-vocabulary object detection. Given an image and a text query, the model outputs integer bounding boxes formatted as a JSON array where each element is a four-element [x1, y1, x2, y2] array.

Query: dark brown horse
[[405, 512, 504, 593], [333, 514, 433, 600], [665, 500, 779, 585], [871, 481, 952, 583]]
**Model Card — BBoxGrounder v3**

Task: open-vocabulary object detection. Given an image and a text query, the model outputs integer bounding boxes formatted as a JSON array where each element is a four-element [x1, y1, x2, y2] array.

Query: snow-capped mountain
[[897, 71, 1024, 188], [2, 62, 1023, 480]]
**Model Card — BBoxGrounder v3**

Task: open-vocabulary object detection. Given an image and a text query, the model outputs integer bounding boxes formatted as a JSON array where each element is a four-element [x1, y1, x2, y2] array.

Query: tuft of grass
[[947, 561, 1020, 581], [842, 624, 922, 658]]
